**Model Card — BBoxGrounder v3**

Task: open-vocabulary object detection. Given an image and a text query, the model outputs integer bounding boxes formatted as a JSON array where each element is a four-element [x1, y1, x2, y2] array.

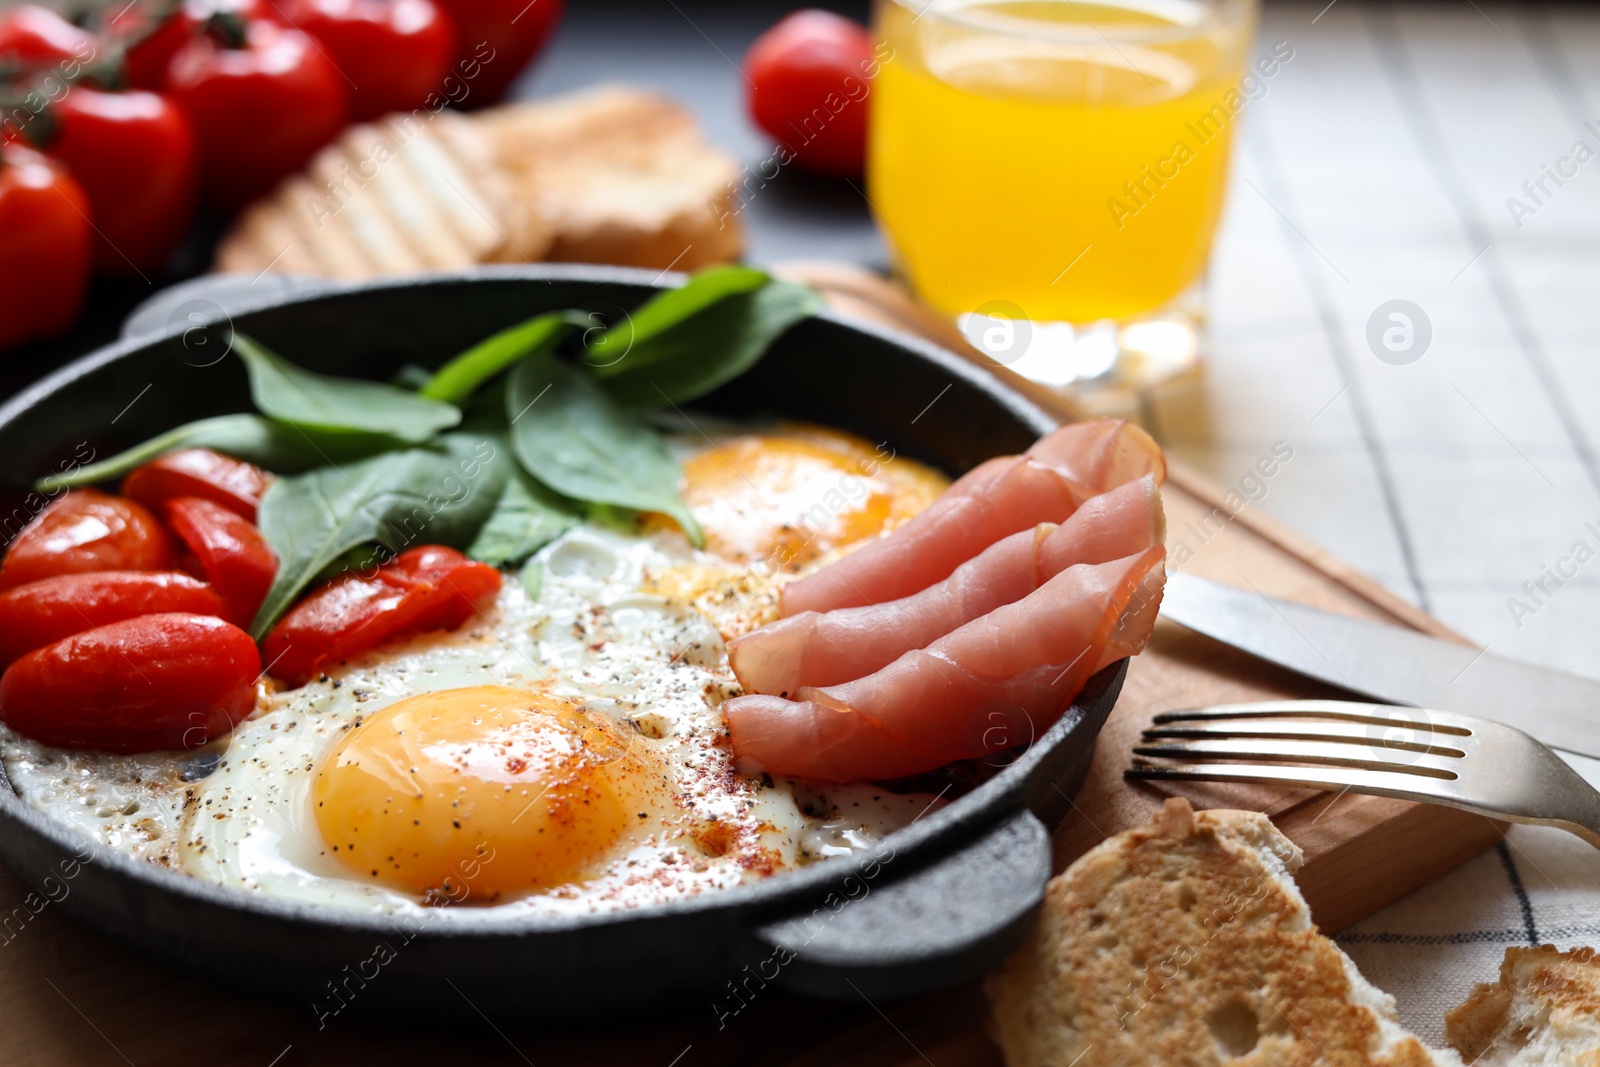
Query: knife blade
[[1160, 571, 1599, 760]]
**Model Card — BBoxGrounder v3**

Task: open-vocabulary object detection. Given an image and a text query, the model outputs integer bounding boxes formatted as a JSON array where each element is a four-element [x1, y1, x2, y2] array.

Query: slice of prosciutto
[[725, 546, 1166, 783], [731, 474, 1164, 696], [778, 420, 1164, 616]]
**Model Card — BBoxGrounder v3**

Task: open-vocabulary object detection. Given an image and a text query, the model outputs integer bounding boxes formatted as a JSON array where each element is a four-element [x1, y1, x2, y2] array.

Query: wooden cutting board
[[0, 266, 1502, 1067]]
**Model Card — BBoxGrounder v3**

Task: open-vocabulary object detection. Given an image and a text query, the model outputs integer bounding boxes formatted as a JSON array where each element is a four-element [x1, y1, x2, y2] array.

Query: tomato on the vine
[[744, 10, 876, 177], [0, 5, 98, 69], [0, 144, 91, 351], [273, 0, 455, 121], [35, 87, 197, 275], [428, 0, 562, 106], [105, 0, 263, 92], [165, 16, 347, 212]]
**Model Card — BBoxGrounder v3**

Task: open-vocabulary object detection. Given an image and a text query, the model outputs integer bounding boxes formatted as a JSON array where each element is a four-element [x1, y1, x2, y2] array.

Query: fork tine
[[1152, 700, 1476, 736], [1142, 719, 1468, 756], [1132, 737, 1463, 778], [1124, 761, 1470, 809]]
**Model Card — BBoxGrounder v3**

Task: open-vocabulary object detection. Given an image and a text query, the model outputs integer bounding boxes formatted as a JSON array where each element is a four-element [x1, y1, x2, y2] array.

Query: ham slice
[[731, 475, 1164, 696], [726, 546, 1167, 782], [778, 420, 1164, 616]]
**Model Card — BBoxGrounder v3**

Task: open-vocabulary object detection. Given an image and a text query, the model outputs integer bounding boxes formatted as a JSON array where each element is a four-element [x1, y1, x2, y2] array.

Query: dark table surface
[[5, 0, 887, 396]]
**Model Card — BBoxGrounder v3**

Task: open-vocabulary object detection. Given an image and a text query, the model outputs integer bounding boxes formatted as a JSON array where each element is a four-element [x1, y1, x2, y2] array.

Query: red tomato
[[0, 612, 260, 752], [0, 144, 91, 351], [165, 17, 348, 212], [160, 497, 277, 627], [273, 0, 454, 121], [0, 489, 173, 590], [123, 448, 272, 523], [34, 87, 198, 275], [0, 570, 226, 668], [263, 545, 501, 686], [429, 0, 562, 106], [0, 5, 98, 69], [744, 10, 875, 177], [106, 0, 263, 91]]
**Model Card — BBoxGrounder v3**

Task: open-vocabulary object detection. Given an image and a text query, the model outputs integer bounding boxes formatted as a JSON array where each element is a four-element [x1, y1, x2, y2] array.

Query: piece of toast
[[1445, 945, 1600, 1064], [215, 110, 545, 279], [476, 85, 744, 271], [985, 797, 1462, 1067]]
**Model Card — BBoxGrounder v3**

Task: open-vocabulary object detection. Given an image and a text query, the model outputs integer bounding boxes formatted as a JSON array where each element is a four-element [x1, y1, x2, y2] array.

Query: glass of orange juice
[[869, 0, 1263, 396]]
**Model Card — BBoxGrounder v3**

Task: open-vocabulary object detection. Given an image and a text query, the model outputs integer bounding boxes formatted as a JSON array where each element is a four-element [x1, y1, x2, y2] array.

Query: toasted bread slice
[[1446, 945, 1600, 1064], [985, 798, 1461, 1067], [214, 110, 547, 278], [477, 85, 743, 271]]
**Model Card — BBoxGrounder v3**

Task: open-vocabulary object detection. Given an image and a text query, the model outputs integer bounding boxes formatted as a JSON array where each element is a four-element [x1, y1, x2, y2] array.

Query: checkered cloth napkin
[[1336, 751, 1600, 1046]]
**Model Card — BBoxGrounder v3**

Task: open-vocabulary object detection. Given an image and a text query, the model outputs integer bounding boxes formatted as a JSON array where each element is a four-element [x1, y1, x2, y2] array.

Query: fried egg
[[0, 424, 952, 916]]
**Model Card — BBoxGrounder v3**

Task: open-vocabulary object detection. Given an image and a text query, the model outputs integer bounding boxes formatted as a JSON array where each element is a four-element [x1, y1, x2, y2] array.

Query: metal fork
[[1124, 700, 1600, 849]]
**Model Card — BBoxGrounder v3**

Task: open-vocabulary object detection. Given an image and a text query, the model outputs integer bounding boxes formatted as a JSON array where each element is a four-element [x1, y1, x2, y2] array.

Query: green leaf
[[232, 333, 461, 443], [420, 311, 584, 405], [519, 559, 544, 600], [466, 463, 581, 567], [583, 266, 770, 368], [505, 354, 703, 547], [590, 279, 822, 409], [34, 414, 405, 493], [250, 433, 510, 637]]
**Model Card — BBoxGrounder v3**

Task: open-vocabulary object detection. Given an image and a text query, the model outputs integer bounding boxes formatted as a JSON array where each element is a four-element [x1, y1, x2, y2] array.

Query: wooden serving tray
[[0, 267, 1500, 1066]]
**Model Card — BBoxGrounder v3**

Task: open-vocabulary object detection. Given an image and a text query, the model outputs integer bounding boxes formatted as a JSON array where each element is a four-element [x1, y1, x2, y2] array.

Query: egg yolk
[[312, 685, 660, 902], [673, 427, 946, 567]]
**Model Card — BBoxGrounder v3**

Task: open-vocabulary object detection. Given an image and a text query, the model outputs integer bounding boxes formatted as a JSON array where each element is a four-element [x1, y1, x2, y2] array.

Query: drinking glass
[[869, 0, 1261, 401]]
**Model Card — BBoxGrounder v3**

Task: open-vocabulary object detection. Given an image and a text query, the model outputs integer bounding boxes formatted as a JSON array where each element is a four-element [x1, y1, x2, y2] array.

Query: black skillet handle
[[748, 808, 1050, 1001]]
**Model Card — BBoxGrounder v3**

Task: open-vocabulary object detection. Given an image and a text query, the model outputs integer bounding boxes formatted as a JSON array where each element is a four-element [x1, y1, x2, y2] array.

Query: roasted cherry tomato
[[429, 0, 562, 106], [0, 144, 92, 351], [0, 612, 260, 752], [0, 489, 173, 590], [272, 0, 454, 121], [123, 448, 272, 522], [105, 0, 263, 91], [32, 87, 198, 275], [263, 545, 501, 686], [160, 496, 277, 627], [0, 5, 98, 69], [744, 10, 875, 177], [0, 570, 226, 668], [165, 17, 347, 212]]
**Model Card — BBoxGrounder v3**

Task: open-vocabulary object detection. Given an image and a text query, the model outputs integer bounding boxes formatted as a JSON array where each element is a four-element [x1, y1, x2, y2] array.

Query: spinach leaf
[[420, 310, 584, 405], [34, 414, 405, 493], [232, 333, 461, 443], [467, 464, 581, 567], [589, 279, 822, 409], [583, 266, 769, 368], [250, 433, 510, 637], [505, 354, 703, 547]]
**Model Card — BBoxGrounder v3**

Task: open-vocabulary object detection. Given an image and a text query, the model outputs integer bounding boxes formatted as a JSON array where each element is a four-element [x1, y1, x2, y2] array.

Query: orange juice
[[870, 0, 1261, 323]]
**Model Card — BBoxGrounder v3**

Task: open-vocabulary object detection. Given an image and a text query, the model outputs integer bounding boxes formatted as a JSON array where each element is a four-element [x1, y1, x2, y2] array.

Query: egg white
[[0, 521, 943, 917]]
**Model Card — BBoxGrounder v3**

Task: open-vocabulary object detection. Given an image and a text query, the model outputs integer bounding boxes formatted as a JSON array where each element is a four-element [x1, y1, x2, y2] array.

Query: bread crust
[[985, 798, 1459, 1067], [1446, 945, 1600, 1065]]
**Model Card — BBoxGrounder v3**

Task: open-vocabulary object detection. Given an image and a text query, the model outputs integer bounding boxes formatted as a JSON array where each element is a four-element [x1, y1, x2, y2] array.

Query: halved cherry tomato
[[0, 489, 173, 590], [161, 496, 277, 627], [263, 545, 501, 686], [0, 570, 226, 668], [123, 448, 272, 522], [0, 612, 260, 752], [744, 10, 875, 177], [35, 87, 198, 275], [0, 5, 98, 69], [165, 17, 348, 212], [272, 0, 454, 121]]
